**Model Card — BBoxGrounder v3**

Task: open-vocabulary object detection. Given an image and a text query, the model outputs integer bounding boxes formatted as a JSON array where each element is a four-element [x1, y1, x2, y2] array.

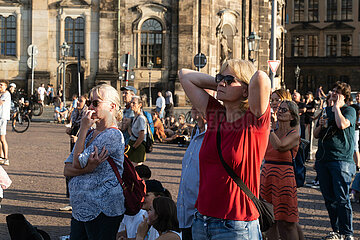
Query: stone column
[[59, 14, 65, 47], [15, 10, 21, 59], [84, 13, 90, 61]]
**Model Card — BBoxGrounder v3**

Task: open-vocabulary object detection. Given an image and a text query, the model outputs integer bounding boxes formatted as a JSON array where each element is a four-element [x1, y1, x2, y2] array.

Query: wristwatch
[[270, 129, 275, 133]]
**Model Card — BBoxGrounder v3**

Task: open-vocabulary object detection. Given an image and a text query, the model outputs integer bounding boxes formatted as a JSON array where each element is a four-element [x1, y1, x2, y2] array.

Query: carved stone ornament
[[131, 2, 170, 32]]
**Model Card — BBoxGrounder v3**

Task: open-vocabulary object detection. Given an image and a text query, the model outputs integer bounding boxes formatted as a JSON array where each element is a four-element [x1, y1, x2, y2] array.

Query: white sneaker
[[59, 205, 72, 211], [3, 159, 9, 166], [323, 232, 342, 240]]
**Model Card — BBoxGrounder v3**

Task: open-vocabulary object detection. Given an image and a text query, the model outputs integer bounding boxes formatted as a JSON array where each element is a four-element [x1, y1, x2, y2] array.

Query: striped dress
[[260, 139, 299, 222]]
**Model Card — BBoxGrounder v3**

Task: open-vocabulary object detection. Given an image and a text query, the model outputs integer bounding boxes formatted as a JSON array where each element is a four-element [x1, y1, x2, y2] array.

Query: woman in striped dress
[[260, 100, 304, 240]]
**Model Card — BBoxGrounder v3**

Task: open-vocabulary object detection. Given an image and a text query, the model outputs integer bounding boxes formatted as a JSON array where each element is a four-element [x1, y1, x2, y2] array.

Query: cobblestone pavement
[[0, 122, 359, 239]]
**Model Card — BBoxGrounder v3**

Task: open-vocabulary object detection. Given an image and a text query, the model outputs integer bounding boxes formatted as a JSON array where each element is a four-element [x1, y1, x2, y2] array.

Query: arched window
[[65, 17, 85, 58], [0, 15, 16, 56], [141, 19, 163, 68]]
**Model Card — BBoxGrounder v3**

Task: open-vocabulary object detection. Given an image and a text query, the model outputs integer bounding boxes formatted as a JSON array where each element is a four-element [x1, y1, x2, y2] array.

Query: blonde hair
[[89, 84, 122, 124], [219, 59, 256, 111], [273, 89, 292, 101]]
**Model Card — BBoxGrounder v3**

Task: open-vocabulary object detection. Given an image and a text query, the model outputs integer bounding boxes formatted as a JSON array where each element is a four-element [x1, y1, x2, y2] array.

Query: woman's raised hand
[[136, 215, 150, 240], [86, 146, 108, 172], [81, 110, 97, 129]]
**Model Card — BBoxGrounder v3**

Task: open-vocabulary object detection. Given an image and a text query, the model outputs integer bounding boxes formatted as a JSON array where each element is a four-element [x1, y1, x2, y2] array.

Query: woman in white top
[[137, 196, 181, 240], [126, 96, 147, 164]]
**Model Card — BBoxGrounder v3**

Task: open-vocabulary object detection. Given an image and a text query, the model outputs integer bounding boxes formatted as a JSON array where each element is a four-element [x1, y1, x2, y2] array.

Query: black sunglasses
[[85, 99, 109, 107], [215, 74, 237, 85]]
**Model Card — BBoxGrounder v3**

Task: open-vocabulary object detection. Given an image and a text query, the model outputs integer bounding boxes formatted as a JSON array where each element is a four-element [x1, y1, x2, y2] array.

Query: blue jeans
[[192, 211, 262, 240], [316, 160, 355, 236], [70, 212, 123, 240]]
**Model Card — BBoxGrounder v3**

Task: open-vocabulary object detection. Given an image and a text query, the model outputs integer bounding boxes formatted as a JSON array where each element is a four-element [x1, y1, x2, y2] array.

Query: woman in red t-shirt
[[179, 59, 271, 240]]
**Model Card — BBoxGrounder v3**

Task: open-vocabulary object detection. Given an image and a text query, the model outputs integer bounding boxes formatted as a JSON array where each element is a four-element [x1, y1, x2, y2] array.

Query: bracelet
[[270, 129, 275, 133]]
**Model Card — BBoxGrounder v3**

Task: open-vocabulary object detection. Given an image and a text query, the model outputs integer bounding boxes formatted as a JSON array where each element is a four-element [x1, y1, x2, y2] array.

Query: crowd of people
[[1, 58, 360, 239]]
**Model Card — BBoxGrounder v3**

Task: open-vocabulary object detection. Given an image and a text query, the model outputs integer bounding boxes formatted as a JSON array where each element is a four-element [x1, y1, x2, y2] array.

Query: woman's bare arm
[[179, 69, 217, 115], [248, 71, 271, 117]]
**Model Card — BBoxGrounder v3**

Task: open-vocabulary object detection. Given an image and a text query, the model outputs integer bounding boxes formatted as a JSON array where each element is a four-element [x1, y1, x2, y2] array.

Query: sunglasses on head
[[215, 74, 237, 85], [85, 99, 109, 107]]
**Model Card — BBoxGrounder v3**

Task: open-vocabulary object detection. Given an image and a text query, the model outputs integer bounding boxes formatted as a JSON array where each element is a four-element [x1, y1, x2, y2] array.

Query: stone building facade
[[285, 0, 360, 95], [0, 0, 284, 105]]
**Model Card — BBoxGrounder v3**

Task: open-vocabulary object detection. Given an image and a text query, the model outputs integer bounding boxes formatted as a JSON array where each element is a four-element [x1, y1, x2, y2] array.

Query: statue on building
[[219, 31, 232, 63]]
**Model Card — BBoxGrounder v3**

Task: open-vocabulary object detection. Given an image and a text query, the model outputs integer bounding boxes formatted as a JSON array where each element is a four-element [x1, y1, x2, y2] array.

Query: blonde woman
[[63, 84, 125, 240], [179, 59, 271, 239]]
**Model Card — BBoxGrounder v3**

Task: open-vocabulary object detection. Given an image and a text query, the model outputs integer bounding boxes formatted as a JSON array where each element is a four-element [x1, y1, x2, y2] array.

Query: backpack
[[108, 153, 146, 216], [143, 121, 154, 153], [143, 111, 154, 135], [291, 138, 310, 188]]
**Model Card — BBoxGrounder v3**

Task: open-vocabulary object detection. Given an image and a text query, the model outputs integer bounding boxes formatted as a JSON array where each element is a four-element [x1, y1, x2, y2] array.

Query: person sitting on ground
[[135, 164, 152, 181], [137, 196, 181, 240], [152, 110, 167, 142], [117, 179, 171, 240], [54, 101, 68, 123], [164, 116, 178, 136]]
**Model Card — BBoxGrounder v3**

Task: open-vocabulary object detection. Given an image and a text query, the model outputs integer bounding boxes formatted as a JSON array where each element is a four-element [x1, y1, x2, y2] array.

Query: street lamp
[[247, 32, 261, 62], [294, 65, 301, 92], [147, 60, 154, 108], [60, 42, 70, 103]]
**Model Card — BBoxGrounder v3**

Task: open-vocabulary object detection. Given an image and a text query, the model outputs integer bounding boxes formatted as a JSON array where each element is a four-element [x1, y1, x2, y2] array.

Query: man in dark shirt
[[292, 92, 306, 138], [314, 81, 356, 240]]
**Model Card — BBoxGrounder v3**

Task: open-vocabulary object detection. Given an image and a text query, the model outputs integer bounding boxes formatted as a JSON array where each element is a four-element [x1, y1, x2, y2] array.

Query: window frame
[[64, 16, 85, 59], [341, 0, 352, 21], [327, 0, 338, 21], [292, 35, 305, 57], [340, 34, 352, 56], [293, 0, 305, 23], [326, 34, 338, 57], [0, 15, 16, 57], [308, 0, 319, 22], [140, 18, 163, 69], [307, 35, 319, 57]]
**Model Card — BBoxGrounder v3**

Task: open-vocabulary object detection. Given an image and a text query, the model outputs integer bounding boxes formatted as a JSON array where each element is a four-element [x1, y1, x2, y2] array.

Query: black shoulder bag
[[216, 121, 274, 232]]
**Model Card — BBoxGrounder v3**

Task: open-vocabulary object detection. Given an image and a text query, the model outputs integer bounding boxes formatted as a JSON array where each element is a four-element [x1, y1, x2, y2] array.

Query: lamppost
[[294, 65, 301, 92], [147, 60, 154, 108], [60, 42, 70, 103], [247, 32, 261, 62]]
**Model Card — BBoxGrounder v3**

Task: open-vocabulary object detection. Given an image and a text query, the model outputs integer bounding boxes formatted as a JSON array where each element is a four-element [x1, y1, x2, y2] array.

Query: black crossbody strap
[[216, 121, 257, 201]]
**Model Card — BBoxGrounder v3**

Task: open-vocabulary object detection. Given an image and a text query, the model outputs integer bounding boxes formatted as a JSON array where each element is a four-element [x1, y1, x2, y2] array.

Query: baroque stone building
[[285, 0, 360, 94], [0, 0, 284, 105]]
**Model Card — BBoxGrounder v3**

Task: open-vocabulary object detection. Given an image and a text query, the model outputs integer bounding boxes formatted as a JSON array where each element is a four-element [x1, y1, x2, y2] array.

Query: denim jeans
[[316, 160, 355, 236], [192, 211, 262, 240], [70, 212, 123, 240]]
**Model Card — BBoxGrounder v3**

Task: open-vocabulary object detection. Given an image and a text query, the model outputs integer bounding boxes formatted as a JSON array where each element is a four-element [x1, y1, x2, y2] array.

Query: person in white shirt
[[37, 83, 46, 106], [0, 80, 11, 166], [155, 92, 165, 119]]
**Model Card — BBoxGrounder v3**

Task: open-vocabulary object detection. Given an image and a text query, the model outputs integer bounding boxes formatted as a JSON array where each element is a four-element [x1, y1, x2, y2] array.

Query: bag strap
[[107, 156, 124, 188], [216, 121, 257, 202]]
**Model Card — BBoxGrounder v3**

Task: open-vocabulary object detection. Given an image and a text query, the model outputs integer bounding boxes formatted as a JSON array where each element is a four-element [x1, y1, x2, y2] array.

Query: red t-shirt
[[195, 96, 271, 221]]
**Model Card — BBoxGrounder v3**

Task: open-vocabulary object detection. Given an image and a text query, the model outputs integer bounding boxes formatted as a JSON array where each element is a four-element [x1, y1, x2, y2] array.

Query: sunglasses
[[215, 74, 237, 85], [85, 99, 110, 107], [278, 107, 289, 113]]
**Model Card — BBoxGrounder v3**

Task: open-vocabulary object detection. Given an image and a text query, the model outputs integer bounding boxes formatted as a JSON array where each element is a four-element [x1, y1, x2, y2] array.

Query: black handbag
[[216, 121, 275, 232]]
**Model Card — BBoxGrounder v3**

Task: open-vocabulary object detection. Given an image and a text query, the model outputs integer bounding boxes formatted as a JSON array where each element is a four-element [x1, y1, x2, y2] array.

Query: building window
[[326, 35, 337, 56], [65, 17, 85, 58], [341, 34, 352, 56], [308, 35, 318, 56], [327, 0, 338, 21], [293, 0, 305, 22], [0, 15, 16, 56], [341, 0, 352, 20], [308, 0, 319, 22], [292, 35, 305, 57], [141, 19, 163, 68]]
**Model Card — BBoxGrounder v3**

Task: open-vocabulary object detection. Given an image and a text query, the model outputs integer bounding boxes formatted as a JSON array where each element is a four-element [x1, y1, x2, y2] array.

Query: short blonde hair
[[219, 59, 256, 111], [89, 84, 122, 123], [273, 89, 292, 101]]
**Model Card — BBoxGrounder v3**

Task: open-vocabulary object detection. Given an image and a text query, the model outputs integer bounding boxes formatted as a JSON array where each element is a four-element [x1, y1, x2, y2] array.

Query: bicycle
[[11, 102, 31, 133], [29, 94, 43, 117]]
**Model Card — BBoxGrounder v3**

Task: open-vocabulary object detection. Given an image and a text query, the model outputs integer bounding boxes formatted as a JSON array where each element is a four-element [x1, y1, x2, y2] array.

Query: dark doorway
[[65, 64, 84, 100]]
